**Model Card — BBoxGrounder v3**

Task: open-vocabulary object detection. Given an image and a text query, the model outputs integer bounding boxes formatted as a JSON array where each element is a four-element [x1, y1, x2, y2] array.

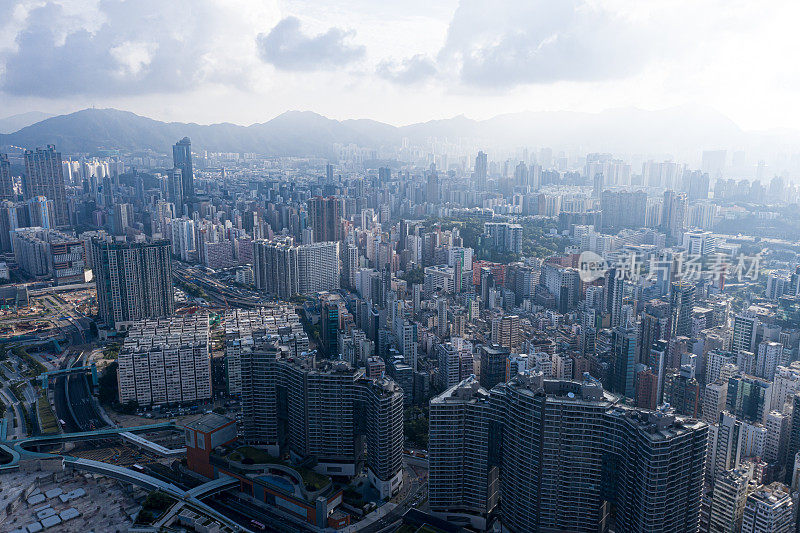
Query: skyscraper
[[23, 145, 68, 226], [165, 167, 184, 215], [172, 137, 194, 204], [429, 377, 499, 530], [639, 299, 670, 364], [740, 483, 793, 533], [707, 468, 751, 533], [252, 236, 299, 298], [239, 338, 404, 498], [612, 326, 638, 398], [252, 238, 339, 297], [670, 280, 696, 338], [307, 196, 343, 242], [491, 314, 520, 351], [488, 374, 707, 533], [478, 344, 509, 390], [26, 196, 52, 228], [0, 153, 12, 201], [661, 189, 688, 241], [92, 237, 175, 329], [732, 310, 759, 355], [474, 151, 487, 190]]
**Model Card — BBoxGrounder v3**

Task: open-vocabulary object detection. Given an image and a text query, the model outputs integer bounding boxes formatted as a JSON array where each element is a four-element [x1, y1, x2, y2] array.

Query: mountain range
[[0, 106, 795, 159], [0, 111, 54, 134]]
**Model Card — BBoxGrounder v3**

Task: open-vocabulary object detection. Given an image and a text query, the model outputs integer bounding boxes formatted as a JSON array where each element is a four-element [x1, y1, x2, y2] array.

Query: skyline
[[2, 0, 800, 131]]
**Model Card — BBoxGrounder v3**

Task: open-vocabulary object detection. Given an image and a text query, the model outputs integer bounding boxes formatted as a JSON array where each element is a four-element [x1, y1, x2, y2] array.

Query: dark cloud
[[438, 0, 647, 87], [377, 54, 437, 84], [256, 16, 365, 71], [0, 0, 223, 97]]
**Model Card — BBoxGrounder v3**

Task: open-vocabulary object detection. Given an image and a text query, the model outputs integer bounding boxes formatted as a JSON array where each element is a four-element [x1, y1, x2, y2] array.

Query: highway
[[174, 262, 264, 308], [53, 350, 107, 433]]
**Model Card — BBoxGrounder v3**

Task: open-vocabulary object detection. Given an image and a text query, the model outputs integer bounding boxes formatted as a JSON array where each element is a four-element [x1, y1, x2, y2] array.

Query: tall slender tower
[[0, 153, 12, 201], [172, 137, 194, 203], [23, 145, 68, 226], [474, 151, 488, 190]]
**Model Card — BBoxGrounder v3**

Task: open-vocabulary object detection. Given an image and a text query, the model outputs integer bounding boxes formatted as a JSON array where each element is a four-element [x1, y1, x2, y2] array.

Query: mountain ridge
[[1, 106, 795, 158]]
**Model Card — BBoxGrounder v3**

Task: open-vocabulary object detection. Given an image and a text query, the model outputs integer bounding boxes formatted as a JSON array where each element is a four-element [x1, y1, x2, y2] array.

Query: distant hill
[[0, 111, 54, 134], [0, 108, 400, 156], [0, 105, 792, 158]]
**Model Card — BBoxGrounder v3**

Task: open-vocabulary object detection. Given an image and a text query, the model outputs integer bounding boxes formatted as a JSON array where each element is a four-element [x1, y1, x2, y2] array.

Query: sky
[[0, 0, 798, 131]]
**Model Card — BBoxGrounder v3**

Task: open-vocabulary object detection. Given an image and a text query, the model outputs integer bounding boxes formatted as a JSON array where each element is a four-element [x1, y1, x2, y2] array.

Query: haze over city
[[1, 0, 800, 131]]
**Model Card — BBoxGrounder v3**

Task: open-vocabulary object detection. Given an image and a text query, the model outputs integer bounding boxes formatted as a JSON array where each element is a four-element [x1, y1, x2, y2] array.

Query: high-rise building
[[490, 314, 520, 352], [307, 196, 343, 242], [635, 368, 659, 410], [117, 315, 211, 406], [22, 145, 68, 226], [784, 394, 800, 485], [320, 296, 340, 357], [490, 374, 707, 533], [664, 365, 701, 418], [707, 468, 751, 533], [661, 189, 688, 241], [541, 263, 580, 313], [0, 153, 11, 201], [740, 483, 793, 533], [113, 202, 134, 235], [727, 373, 772, 423], [478, 344, 509, 390], [706, 411, 749, 483], [92, 237, 175, 329], [474, 151, 488, 190], [436, 342, 462, 390], [26, 196, 52, 228], [771, 364, 800, 414], [733, 310, 759, 355], [239, 339, 404, 498], [223, 307, 309, 395], [252, 237, 339, 297], [639, 299, 670, 363], [165, 167, 184, 215], [703, 380, 729, 424], [756, 341, 783, 382], [172, 137, 194, 203], [612, 326, 638, 398], [484, 222, 523, 254], [670, 280, 696, 338], [429, 377, 499, 530], [252, 236, 299, 298], [297, 241, 340, 294], [600, 189, 647, 229]]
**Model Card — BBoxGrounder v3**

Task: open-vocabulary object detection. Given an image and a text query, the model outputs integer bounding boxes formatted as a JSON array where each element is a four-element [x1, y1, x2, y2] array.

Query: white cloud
[[377, 54, 437, 84], [0, 0, 271, 97], [256, 16, 365, 71]]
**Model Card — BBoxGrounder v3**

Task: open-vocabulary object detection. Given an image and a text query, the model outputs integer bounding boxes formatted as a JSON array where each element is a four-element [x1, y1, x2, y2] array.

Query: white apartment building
[[118, 314, 211, 406]]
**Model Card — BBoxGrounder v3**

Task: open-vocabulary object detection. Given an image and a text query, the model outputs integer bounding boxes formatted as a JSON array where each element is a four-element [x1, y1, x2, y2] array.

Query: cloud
[[256, 16, 365, 71], [374, 0, 651, 89], [438, 0, 648, 87], [377, 54, 437, 84], [0, 0, 248, 98]]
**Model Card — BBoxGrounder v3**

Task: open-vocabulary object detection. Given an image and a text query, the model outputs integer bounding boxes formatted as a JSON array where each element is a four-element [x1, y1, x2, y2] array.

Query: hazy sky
[[0, 0, 798, 130]]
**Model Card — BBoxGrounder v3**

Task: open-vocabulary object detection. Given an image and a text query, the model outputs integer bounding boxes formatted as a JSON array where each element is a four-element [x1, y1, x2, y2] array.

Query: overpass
[[186, 475, 240, 498], [120, 431, 186, 458], [39, 363, 98, 389], [11, 421, 177, 451], [65, 457, 247, 531], [0, 422, 248, 530]]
